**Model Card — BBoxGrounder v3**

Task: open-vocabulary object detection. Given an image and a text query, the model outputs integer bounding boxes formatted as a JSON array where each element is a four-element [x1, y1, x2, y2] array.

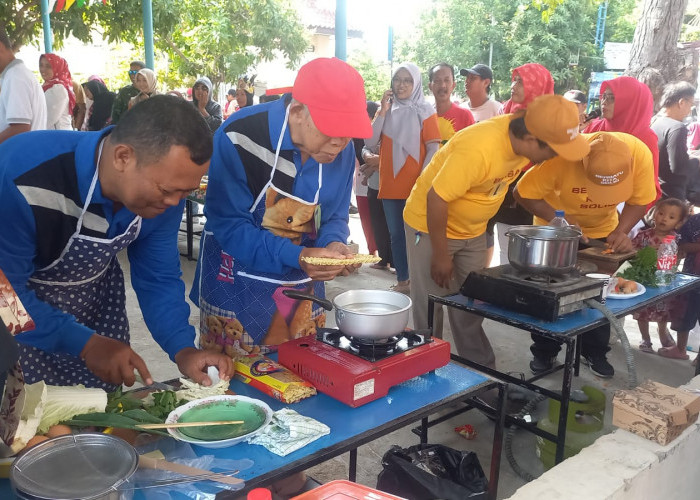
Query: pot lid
[[11, 433, 138, 500], [507, 225, 582, 240]]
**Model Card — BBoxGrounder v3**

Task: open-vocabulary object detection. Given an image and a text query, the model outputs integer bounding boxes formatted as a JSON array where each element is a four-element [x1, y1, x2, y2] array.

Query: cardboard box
[[612, 380, 700, 445]]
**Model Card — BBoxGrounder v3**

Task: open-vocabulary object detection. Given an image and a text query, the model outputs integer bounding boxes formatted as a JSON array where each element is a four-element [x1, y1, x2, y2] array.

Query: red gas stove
[[277, 329, 451, 407]]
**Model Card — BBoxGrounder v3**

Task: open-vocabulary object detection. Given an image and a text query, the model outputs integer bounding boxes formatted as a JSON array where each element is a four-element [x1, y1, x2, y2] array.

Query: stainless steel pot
[[506, 225, 582, 275], [282, 289, 411, 340]]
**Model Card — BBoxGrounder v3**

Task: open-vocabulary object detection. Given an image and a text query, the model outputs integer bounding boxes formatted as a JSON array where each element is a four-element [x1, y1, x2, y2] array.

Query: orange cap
[[582, 133, 633, 204], [524, 95, 590, 161]]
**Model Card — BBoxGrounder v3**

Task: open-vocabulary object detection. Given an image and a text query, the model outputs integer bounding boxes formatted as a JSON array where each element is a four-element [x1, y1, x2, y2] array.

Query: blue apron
[[198, 105, 326, 355], [20, 140, 142, 390]]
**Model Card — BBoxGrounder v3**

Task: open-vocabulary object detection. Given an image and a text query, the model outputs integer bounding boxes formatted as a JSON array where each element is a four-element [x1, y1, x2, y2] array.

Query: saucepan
[[282, 289, 411, 340], [506, 225, 582, 275]]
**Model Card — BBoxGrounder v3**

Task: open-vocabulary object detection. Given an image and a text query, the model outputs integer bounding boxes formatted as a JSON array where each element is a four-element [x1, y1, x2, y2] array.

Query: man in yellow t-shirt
[[513, 132, 656, 377], [403, 95, 590, 367]]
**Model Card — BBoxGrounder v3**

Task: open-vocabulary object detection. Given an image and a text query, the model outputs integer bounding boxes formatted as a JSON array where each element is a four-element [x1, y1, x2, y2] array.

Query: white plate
[[607, 282, 646, 299], [165, 395, 272, 449]]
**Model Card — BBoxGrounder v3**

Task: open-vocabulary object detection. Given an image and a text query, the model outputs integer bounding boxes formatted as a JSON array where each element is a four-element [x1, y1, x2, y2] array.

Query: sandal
[[639, 341, 654, 353], [657, 346, 690, 360], [370, 262, 390, 270], [660, 336, 677, 348]]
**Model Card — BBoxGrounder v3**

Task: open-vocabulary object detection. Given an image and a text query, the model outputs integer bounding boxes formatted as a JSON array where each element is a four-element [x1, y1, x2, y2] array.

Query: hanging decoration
[[54, 0, 106, 12]]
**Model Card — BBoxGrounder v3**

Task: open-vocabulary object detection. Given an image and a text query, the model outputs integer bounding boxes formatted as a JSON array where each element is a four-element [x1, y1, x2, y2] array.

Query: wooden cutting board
[[578, 247, 637, 274]]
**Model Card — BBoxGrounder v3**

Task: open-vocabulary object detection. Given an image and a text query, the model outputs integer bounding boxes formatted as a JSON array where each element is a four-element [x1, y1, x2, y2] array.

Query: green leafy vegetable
[[144, 391, 187, 420], [64, 411, 170, 437], [106, 387, 143, 413], [617, 247, 658, 287]]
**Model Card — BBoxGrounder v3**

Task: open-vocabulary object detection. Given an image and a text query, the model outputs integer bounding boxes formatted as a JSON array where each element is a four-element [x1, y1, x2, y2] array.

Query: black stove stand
[[316, 328, 433, 362]]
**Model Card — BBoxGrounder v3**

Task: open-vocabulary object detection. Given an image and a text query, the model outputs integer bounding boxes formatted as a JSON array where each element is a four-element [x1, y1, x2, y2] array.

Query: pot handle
[[282, 289, 333, 311], [505, 231, 527, 241]]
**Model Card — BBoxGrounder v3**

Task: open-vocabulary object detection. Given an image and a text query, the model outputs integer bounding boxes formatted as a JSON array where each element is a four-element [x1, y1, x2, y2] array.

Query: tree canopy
[[1, 0, 308, 91], [396, 0, 637, 100]]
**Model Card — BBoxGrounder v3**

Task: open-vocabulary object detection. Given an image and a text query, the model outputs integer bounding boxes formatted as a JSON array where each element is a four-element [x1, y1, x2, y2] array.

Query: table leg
[[574, 335, 581, 377], [419, 417, 428, 444], [186, 199, 194, 261], [488, 383, 506, 500], [349, 448, 357, 482], [555, 339, 576, 464]]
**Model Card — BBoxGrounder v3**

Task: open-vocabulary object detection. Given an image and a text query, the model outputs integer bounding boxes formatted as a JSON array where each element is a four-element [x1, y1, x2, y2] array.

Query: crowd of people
[[3, 16, 700, 399]]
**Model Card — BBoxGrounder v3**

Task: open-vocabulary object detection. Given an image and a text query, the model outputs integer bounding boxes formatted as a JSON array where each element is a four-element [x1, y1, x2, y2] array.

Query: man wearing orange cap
[[403, 95, 590, 368], [190, 58, 373, 354], [514, 132, 657, 376]]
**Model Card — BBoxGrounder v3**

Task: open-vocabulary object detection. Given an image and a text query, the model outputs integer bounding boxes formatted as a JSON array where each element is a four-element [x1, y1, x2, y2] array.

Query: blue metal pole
[[40, 0, 53, 53], [335, 0, 347, 61], [142, 0, 155, 69]]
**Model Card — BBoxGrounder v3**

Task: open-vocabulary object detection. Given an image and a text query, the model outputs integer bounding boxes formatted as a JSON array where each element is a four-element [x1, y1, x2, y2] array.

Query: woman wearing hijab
[[584, 76, 662, 203], [491, 63, 555, 266], [128, 68, 158, 109], [39, 54, 75, 130], [501, 63, 554, 114], [192, 77, 223, 133], [82, 80, 115, 131], [364, 63, 440, 294]]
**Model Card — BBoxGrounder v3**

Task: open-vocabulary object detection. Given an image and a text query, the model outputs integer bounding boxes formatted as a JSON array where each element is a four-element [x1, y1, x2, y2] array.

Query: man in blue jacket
[[0, 95, 234, 389], [190, 58, 373, 353]]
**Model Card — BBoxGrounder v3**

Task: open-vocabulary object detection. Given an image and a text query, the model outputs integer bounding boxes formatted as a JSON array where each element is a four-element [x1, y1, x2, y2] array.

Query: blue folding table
[[428, 273, 700, 465]]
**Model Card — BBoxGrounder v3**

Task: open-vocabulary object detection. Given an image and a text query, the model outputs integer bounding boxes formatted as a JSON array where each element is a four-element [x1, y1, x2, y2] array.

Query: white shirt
[[0, 59, 47, 132], [44, 84, 73, 130], [461, 98, 502, 122]]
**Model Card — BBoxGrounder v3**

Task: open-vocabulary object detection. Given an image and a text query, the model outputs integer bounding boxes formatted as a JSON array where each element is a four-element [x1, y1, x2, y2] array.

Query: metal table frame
[[428, 273, 700, 466], [181, 198, 204, 261]]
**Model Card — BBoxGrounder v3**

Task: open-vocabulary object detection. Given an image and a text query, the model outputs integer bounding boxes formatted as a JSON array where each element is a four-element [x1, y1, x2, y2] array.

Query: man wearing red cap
[[191, 58, 373, 354]]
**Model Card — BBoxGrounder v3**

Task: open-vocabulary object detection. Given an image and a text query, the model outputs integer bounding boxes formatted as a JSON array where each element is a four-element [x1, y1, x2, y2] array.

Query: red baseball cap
[[292, 58, 372, 139]]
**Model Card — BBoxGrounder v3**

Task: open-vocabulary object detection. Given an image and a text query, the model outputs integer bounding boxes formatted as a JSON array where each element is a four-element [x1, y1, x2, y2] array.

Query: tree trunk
[[626, 0, 696, 108]]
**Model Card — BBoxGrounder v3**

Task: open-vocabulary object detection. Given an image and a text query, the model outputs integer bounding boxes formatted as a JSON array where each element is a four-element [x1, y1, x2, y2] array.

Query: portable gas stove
[[460, 264, 604, 321], [277, 329, 451, 407]]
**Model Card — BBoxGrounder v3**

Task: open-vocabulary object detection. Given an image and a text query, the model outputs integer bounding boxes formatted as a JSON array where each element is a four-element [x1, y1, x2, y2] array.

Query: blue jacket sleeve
[[315, 145, 354, 248], [204, 128, 303, 274], [127, 201, 196, 361], [0, 174, 94, 356]]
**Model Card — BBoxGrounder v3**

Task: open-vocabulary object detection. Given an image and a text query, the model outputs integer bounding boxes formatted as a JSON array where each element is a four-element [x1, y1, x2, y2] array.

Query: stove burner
[[316, 329, 432, 362], [502, 267, 583, 287]]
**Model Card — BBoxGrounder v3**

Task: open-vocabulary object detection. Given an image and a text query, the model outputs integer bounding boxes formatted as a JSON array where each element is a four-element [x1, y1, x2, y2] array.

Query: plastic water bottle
[[655, 235, 678, 286], [549, 210, 569, 227]]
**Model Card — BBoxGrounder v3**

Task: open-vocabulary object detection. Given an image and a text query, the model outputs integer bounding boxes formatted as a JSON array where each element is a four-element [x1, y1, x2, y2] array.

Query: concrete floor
[[120, 212, 698, 499]]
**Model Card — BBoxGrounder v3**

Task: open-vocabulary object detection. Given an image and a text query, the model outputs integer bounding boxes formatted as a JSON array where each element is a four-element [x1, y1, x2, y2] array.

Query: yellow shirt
[[516, 132, 657, 238], [404, 115, 529, 239]]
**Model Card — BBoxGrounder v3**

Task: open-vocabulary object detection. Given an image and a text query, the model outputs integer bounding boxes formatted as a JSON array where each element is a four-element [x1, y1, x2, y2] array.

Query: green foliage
[[349, 51, 391, 102], [399, 0, 633, 101], [1, 0, 307, 96]]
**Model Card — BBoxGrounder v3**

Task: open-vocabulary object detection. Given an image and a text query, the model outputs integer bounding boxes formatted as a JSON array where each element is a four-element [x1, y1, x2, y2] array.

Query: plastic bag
[[376, 444, 488, 500], [120, 437, 253, 500]]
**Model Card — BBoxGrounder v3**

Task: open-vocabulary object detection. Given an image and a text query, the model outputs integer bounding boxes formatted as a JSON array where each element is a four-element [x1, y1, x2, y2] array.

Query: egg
[[46, 424, 72, 438], [23, 435, 49, 451]]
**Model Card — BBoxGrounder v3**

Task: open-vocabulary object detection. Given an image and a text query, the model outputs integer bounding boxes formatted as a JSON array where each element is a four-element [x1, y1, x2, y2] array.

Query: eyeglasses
[[599, 92, 615, 103], [392, 76, 413, 87], [128, 70, 140, 75]]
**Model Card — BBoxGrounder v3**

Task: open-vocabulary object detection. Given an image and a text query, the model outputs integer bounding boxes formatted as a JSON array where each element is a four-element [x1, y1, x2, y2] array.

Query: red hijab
[[501, 63, 554, 114], [40, 53, 76, 114], [584, 76, 661, 203]]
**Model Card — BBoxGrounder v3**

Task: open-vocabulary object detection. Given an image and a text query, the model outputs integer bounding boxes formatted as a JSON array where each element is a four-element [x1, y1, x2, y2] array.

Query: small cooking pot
[[506, 225, 582, 275], [282, 289, 411, 340]]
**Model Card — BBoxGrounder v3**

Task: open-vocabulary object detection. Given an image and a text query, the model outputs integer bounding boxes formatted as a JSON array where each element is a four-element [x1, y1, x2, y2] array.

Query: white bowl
[[165, 395, 273, 449]]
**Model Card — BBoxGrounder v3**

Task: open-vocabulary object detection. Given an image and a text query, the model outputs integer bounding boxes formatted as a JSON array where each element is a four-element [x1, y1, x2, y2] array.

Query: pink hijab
[[584, 76, 661, 203], [501, 63, 554, 114]]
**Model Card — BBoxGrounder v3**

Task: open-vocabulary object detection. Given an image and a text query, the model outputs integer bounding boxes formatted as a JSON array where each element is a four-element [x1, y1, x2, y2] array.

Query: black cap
[[564, 90, 587, 104], [459, 64, 493, 81]]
